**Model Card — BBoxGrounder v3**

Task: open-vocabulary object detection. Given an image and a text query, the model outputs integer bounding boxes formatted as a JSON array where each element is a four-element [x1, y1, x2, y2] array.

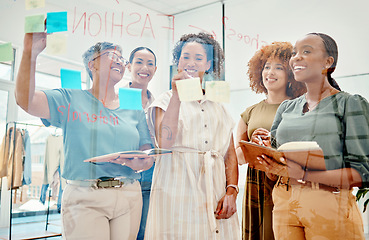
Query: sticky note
[[25, 14, 45, 33], [60, 68, 81, 89], [119, 88, 142, 110], [25, 0, 45, 10], [205, 81, 230, 103], [0, 43, 14, 62], [175, 77, 203, 102], [46, 34, 67, 55], [46, 12, 68, 33]]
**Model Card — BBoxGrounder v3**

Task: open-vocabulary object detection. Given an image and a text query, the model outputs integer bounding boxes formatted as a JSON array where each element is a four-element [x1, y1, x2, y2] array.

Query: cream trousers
[[62, 180, 142, 240]]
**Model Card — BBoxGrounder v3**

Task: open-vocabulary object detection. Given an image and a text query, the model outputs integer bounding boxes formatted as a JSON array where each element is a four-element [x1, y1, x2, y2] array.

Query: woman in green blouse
[[255, 33, 369, 239], [235, 42, 305, 240]]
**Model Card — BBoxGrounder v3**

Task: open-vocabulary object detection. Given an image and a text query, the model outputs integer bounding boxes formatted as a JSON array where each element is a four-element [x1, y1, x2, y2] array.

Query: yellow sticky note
[[0, 43, 14, 62], [175, 77, 203, 102], [46, 34, 67, 55], [25, 14, 45, 33], [25, 0, 45, 10], [205, 81, 230, 103]]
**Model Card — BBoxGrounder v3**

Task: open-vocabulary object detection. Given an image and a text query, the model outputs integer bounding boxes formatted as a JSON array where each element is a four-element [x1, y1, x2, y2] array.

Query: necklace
[[306, 100, 319, 111], [304, 87, 336, 112]]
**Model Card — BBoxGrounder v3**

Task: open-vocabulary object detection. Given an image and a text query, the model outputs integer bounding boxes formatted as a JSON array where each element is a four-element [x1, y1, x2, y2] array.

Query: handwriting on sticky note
[[60, 68, 81, 89], [205, 81, 230, 103], [25, 0, 45, 10], [119, 88, 142, 110], [176, 77, 203, 102], [47, 12, 68, 33], [47, 34, 67, 55], [25, 14, 45, 33], [0, 43, 14, 62]]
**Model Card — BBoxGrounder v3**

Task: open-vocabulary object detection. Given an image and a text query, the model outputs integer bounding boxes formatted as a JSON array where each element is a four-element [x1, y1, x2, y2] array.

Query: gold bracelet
[[226, 184, 239, 193]]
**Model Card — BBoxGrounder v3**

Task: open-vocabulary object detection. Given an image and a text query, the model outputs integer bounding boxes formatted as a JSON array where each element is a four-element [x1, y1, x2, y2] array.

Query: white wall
[[0, 0, 171, 96]]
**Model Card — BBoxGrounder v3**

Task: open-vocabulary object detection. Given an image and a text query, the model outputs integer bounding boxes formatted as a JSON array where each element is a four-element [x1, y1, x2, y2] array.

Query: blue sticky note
[[60, 68, 81, 89], [46, 12, 68, 33], [119, 88, 142, 110]]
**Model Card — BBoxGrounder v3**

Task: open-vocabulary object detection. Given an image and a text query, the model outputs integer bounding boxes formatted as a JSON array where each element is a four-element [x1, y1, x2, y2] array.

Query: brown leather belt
[[67, 178, 132, 188], [277, 176, 341, 193]]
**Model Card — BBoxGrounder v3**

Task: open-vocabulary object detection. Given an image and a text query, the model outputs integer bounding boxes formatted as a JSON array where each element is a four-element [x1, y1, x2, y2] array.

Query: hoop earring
[[288, 82, 291, 88]]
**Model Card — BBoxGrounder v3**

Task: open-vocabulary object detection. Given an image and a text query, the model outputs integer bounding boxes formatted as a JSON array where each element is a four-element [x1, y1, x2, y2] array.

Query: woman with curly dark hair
[[144, 32, 240, 239], [235, 42, 306, 240]]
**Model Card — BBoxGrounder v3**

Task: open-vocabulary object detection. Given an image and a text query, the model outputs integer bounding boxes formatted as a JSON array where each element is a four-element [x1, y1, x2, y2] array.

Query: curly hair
[[172, 32, 224, 80], [248, 41, 306, 98]]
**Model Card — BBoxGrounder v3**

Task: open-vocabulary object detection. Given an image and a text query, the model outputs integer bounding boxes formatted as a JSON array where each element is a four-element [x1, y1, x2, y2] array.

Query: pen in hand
[[257, 135, 265, 146]]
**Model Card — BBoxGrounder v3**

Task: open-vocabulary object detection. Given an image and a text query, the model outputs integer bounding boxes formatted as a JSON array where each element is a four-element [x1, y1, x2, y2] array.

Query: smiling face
[[178, 42, 211, 78], [91, 49, 125, 84], [262, 57, 288, 93], [290, 34, 333, 83], [128, 49, 157, 87]]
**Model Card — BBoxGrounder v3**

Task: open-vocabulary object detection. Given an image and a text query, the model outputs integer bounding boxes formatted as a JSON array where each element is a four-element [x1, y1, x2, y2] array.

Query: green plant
[[356, 188, 369, 212]]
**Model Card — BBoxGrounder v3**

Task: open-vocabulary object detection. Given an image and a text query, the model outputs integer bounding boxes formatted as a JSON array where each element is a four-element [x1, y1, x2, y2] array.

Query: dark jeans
[[136, 163, 155, 240]]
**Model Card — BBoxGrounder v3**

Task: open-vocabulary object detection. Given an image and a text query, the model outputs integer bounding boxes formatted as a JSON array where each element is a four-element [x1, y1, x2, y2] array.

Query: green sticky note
[[0, 43, 13, 62], [205, 81, 230, 103], [119, 88, 142, 110], [25, 14, 45, 33]]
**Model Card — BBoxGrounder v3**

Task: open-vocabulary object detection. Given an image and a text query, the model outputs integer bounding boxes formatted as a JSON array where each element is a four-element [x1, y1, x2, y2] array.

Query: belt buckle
[[297, 179, 306, 184], [97, 179, 122, 188], [317, 183, 340, 194], [113, 179, 124, 188], [331, 186, 340, 194]]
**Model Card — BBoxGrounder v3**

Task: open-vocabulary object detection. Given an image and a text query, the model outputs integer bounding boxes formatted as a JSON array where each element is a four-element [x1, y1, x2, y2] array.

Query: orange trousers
[[272, 183, 364, 240]]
